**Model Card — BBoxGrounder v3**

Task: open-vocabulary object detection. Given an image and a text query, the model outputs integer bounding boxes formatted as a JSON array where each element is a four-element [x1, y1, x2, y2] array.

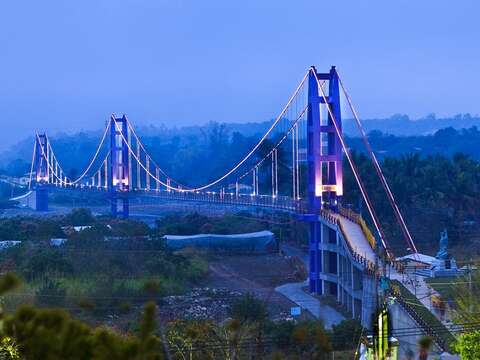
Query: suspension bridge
[[20, 65, 450, 352]]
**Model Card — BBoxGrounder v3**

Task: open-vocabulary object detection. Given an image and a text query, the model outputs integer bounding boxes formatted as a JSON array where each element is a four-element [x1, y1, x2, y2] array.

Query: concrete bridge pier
[[35, 186, 48, 211], [110, 193, 129, 218]]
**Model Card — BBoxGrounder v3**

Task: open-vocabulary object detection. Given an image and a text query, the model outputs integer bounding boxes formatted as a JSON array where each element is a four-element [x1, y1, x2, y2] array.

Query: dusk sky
[[0, 0, 478, 150]]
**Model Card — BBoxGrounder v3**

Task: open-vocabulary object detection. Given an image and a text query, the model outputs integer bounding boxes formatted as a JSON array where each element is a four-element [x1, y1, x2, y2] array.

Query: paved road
[[278, 243, 345, 329], [275, 281, 345, 329]]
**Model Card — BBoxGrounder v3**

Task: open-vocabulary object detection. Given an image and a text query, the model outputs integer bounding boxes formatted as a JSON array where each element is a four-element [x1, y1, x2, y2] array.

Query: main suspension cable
[[313, 69, 392, 259], [124, 116, 188, 189], [237, 106, 307, 182], [56, 118, 111, 185], [114, 72, 310, 192], [337, 73, 418, 254]]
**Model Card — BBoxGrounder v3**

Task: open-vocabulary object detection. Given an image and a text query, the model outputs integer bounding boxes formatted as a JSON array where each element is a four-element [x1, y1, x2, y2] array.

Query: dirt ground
[[199, 252, 311, 321]]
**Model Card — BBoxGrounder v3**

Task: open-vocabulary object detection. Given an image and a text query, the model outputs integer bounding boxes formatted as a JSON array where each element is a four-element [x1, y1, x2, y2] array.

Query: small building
[[61, 225, 93, 236], [0, 241, 21, 251], [50, 238, 67, 247], [396, 253, 436, 271]]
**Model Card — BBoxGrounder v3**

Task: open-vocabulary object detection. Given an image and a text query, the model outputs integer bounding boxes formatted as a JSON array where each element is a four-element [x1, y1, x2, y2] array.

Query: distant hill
[[346, 127, 480, 160], [2, 114, 480, 177], [343, 113, 480, 136]]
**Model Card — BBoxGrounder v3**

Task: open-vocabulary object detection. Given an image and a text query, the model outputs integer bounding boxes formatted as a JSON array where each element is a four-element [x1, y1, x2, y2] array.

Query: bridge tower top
[[35, 133, 49, 184], [307, 66, 343, 214]]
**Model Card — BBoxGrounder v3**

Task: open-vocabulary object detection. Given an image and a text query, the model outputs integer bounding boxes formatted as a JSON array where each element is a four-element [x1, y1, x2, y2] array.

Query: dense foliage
[[0, 273, 359, 359], [0, 210, 208, 318], [165, 294, 358, 360], [453, 330, 480, 360], [3, 123, 480, 257], [343, 152, 480, 256]]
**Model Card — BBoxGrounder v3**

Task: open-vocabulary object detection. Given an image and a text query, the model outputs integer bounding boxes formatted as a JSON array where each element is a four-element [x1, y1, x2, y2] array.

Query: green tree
[[3, 300, 163, 359], [453, 330, 480, 360], [230, 293, 268, 359], [331, 319, 363, 351], [230, 293, 267, 324], [65, 208, 96, 226], [290, 321, 332, 359]]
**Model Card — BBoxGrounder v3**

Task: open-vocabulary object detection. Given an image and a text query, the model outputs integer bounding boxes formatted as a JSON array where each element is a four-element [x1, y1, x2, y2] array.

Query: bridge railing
[[318, 209, 376, 275], [339, 207, 376, 249], [42, 183, 310, 212], [135, 189, 309, 213]]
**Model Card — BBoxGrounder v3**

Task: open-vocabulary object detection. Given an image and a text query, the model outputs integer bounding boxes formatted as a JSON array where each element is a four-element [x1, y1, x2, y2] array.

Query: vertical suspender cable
[[104, 159, 108, 188], [49, 143, 54, 184], [38, 140, 61, 186], [337, 74, 418, 254], [46, 142, 51, 184], [295, 123, 300, 200], [276, 149, 279, 196], [136, 141, 141, 190], [146, 156, 150, 190], [271, 152, 275, 197], [46, 143, 50, 184], [292, 127, 296, 198], [256, 166, 259, 196]]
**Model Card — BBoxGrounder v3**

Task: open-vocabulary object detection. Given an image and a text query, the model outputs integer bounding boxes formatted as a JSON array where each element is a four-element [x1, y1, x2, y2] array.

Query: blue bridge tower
[[306, 66, 343, 294], [34, 133, 49, 211], [109, 115, 130, 218]]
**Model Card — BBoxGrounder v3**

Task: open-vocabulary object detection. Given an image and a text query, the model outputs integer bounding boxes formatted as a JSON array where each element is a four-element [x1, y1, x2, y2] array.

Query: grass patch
[[1, 274, 194, 316], [425, 276, 465, 305]]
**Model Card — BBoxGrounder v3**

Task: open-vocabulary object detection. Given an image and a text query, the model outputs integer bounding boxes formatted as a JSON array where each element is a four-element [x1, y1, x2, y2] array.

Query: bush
[[64, 208, 96, 226], [3, 303, 163, 359], [143, 279, 163, 298], [291, 321, 332, 359], [331, 319, 363, 351], [22, 250, 73, 280], [230, 293, 267, 324], [183, 257, 208, 282], [453, 330, 480, 360], [267, 321, 296, 350], [35, 279, 66, 308], [145, 258, 177, 277]]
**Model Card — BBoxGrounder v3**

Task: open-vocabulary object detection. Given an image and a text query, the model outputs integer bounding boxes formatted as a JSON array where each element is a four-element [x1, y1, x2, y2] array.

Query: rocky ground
[[159, 287, 241, 322], [157, 252, 311, 324], [97, 251, 309, 333]]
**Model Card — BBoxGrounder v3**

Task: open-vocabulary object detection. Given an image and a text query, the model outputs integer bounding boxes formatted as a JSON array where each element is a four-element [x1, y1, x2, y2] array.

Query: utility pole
[[468, 258, 473, 314]]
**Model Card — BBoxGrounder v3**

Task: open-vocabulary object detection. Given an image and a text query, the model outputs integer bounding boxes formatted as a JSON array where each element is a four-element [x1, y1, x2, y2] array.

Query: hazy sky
[[0, 0, 478, 150]]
